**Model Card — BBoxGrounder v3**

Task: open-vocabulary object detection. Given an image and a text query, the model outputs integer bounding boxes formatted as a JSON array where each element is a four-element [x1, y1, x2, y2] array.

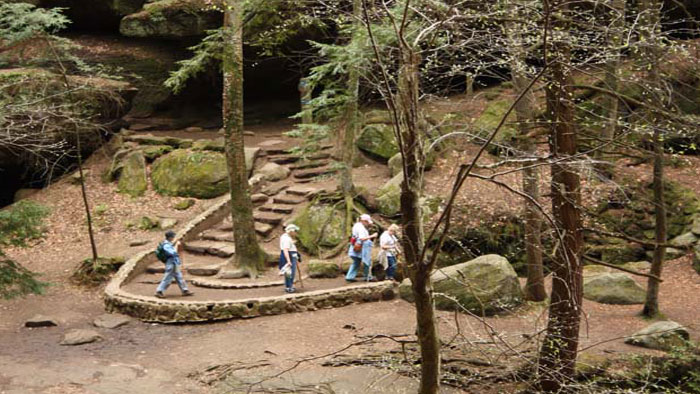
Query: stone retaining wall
[[104, 194, 397, 323]]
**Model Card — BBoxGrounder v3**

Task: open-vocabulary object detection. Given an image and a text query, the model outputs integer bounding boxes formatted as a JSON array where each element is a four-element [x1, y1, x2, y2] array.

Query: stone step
[[259, 204, 294, 214], [273, 195, 306, 205], [201, 230, 234, 242], [253, 212, 284, 225], [289, 160, 329, 170], [263, 144, 333, 156], [294, 178, 314, 184], [286, 185, 322, 197], [268, 152, 332, 165], [184, 240, 236, 257], [293, 165, 336, 180], [255, 222, 275, 236], [261, 183, 288, 196], [187, 263, 224, 277], [218, 220, 233, 232], [146, 264, 165, 274]]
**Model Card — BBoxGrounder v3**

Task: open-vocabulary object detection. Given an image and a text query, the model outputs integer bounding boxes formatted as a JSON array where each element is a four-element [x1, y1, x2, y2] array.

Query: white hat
[[360, 214, 373, 224], [285, 224, 300, 233]]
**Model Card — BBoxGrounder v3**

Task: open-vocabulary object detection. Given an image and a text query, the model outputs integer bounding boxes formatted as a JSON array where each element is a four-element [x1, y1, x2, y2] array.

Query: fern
[[0, 251, 49, 299]]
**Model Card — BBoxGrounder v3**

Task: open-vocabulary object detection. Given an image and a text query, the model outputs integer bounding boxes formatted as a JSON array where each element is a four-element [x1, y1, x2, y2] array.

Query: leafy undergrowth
[[575, 343, 700, 393]]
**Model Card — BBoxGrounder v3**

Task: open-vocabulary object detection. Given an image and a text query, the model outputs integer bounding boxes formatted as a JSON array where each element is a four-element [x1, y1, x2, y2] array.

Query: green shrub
[[0, 252, 48, 299], [0, 200, 50, 246]]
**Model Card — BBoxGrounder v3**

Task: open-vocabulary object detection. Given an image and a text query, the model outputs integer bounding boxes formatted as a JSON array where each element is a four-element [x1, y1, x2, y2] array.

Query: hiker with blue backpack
[[154, 230, 194, 298]]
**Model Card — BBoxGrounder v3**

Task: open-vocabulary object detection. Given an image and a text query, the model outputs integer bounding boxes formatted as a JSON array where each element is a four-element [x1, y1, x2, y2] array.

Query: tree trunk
[[48, 40, 99, 263], [221, 0, 266, 276], [397, 48, 440, 394], [640, 0, 666, 318], [76, 134, 99, 263], [597, 0, 626, 177], [537, 1, 584, 390], [340, 0, 363, 234], [507, 0, 546, 302]]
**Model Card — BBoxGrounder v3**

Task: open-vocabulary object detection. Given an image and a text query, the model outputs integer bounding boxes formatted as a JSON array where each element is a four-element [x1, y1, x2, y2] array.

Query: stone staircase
[[160, 139, 336, 279]]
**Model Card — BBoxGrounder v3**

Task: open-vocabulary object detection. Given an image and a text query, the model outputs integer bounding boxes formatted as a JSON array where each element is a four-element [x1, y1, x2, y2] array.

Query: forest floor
[[1, 115, 700, 393]]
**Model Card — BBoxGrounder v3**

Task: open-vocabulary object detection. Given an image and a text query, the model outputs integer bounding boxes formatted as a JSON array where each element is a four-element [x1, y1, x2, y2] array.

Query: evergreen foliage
[[0, 200, 50, 247], [0, 251, 48, 300], [0, 3, 69, 48]]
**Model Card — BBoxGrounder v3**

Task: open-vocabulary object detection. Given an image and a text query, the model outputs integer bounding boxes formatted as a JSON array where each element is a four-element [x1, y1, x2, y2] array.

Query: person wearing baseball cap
[[279, 224, 301, 293], [346, 214, 378, 282], [154, 230, 194, 298]]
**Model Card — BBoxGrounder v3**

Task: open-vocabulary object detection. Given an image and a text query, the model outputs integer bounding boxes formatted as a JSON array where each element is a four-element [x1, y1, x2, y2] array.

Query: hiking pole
[[296, 261, 304, 289]]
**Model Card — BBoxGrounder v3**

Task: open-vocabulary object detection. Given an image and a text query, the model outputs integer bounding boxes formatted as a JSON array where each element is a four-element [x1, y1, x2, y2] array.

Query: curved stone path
[[104, 130, 397, 323]]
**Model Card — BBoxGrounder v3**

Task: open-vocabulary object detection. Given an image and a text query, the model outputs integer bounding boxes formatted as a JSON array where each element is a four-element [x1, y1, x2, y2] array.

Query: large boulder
[[151, 149, 228, 198], [473, 100, 518, 156], [120, 0, 222, 38], [117, 150, 148, 197], [399, 254, 523, 315], [387, 151, 435, 177], [670, 231, 698, 248], [255, 162, 290, 182], [583, 273, 646, 305], [376, 172, 403, 217], [625, 321, 690, 351], [293, 203, 345, 254], [356, 124, 399, 161], [308, 260, 341, 278]]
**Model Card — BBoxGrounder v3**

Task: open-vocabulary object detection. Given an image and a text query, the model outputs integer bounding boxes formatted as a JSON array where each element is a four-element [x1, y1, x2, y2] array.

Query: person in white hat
[[279, 224, 301, 293], [346, 214, 378, 282]]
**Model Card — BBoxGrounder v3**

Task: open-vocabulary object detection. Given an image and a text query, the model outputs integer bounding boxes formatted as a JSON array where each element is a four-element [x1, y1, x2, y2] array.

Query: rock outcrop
[[151, 149, 228, 198], [400, 254, 523, 315], [625, 321, 690, 351], [583, 273, 646, 305]]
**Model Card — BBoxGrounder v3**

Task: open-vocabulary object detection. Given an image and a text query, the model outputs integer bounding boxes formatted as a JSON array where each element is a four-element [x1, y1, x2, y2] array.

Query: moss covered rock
[[119, 0, 222, 38], [625, 321, 690, 351], [308, 260, 341, 278], [292, 203, 346, 254], [172, 199, 195, 210], [357, 124, 399, 161], [117, 151, 148, 197], [473, 100, 518, 156], [386, 151, 435, 177], [583, 273, 646, 305], [192, 138, 225, 152], [141, 145, 173, 161], [125, 134, 192, 148], [400, 254, 523, 315], [151, 149, 228, 198], [376, 172, 403, 217]]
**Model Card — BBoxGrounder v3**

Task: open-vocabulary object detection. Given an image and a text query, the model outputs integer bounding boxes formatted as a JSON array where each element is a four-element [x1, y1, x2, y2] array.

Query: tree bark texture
[[537, 1, 584, 390], [397, 48, 440, 394], [507, 0, 546, 302], [597, 0, 626, 176], [640, 0, 666, 318], [340, 0, 363, 234], [222, 0, 265, 275]]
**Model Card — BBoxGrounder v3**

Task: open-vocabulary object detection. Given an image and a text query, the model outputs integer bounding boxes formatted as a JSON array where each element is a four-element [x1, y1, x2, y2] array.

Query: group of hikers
[[153, 214, 401, 298]]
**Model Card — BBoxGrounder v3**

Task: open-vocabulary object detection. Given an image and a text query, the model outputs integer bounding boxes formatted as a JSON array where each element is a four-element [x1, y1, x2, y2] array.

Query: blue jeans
[[157, 262, 188, 293], [279, 251, 298, 289], [386, 255, 397, 279], [346, 256, 370, 281]]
